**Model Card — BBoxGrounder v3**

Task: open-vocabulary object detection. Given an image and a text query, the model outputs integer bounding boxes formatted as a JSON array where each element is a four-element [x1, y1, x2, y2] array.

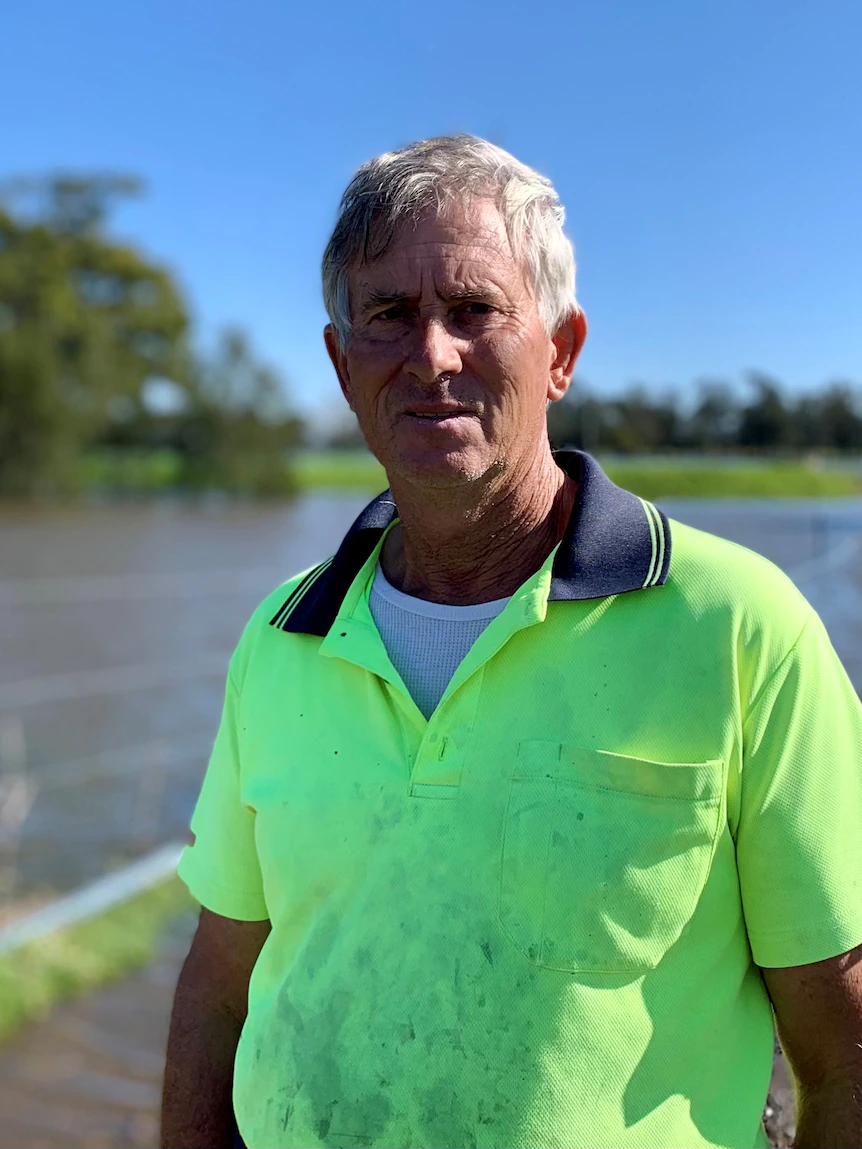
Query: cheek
[[475, 332, 547, 408], [485, 318, 544, 369], [343, 353, 392, 410], [342, 364, 403, 448]]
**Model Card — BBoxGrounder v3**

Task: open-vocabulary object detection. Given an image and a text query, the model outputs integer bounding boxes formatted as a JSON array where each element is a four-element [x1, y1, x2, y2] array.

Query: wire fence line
[[0, 653, 230, 711], [0, 717, 210, 917], [0, 565, 288, 606], [32, 734, 213, 791], [0, 841, 185, 956]]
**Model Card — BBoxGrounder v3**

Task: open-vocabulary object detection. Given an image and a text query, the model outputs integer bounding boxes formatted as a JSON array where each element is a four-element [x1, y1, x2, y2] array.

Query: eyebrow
[[359, 289, 411, 310], [356, 285, 506, 314]]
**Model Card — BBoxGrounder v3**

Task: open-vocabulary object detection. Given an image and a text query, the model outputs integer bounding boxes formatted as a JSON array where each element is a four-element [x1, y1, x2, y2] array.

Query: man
[[161, 136, 862, 1149]]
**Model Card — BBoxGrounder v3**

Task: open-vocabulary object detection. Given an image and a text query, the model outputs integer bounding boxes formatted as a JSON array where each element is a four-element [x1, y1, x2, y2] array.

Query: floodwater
[[1, 492, 861, 901]]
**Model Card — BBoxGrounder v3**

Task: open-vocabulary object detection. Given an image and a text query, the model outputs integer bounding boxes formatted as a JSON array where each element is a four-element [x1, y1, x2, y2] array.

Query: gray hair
[[322, 134, 578, 343]]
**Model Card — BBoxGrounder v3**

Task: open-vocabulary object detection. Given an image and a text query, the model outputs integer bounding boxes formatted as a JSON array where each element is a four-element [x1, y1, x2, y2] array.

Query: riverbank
[[0, 909, 197, 1149], [0, 877, 193, 1043]]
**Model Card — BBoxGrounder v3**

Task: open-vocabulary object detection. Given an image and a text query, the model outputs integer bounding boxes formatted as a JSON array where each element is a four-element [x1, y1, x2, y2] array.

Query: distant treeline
[[0, 175, 303, 497], [547, 375, 862, 455]]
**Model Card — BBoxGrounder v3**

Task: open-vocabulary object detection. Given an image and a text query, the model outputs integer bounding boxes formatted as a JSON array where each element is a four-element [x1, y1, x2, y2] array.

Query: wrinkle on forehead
[[350, 202, 528, 311]]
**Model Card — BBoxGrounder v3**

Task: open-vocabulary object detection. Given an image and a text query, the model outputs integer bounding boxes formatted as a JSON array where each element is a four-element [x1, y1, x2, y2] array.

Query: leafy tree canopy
[[0, 175, 190, 493], [0, 175, 302, 497], [545, 372, 862, 456]]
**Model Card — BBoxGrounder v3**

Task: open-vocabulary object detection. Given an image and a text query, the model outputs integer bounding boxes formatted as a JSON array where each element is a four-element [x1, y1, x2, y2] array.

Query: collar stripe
[[641, 499, 668, 589], [640, 498, 660, 589], [643, 499, 670, 588], [270, 558, 332, 629], [650, 502, 667, 587]]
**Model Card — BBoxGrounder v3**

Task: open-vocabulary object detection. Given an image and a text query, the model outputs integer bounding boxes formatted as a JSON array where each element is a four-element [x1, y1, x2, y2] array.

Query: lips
[[408, 412, 468, 419], [404, 406, 476, 419]]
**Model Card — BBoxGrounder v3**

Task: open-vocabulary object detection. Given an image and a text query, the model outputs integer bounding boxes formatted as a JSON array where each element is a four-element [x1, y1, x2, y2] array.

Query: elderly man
[[161, 136, 862, 1149]]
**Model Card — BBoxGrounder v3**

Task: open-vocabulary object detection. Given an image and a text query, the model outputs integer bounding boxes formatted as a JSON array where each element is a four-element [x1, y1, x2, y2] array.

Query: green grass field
[[80, 448, 185, 491], [79, 448, 862, 499], [0, 877, 194, 1043], [293, 449, 388, 490], [295, 450, 862, 499], [603, 464, 862, 499]]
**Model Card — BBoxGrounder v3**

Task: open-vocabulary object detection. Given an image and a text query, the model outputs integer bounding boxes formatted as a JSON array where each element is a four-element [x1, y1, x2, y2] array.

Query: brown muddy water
[[1, 492, 861, 901], [0, 493, 371, 900]]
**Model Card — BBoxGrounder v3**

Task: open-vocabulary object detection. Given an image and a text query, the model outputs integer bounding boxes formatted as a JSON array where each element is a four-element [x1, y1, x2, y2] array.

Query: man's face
[[325, 198, 585, 490]]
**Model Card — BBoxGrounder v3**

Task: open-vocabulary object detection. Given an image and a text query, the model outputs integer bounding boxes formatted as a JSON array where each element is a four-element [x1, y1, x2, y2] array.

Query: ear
[[324, 325, 354, 410], [547, 308, 587, 402]]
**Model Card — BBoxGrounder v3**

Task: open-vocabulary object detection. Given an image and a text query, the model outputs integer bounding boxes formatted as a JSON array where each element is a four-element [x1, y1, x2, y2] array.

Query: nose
[[404, 317, 463, 384]]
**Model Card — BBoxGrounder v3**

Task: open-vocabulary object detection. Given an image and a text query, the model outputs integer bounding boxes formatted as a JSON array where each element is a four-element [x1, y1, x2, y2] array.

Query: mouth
[[403, 407, 478, 424]]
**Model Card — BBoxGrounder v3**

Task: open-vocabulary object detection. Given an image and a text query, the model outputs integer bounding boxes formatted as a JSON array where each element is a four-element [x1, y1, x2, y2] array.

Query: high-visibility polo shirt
[[178, 449, 862, 1149]]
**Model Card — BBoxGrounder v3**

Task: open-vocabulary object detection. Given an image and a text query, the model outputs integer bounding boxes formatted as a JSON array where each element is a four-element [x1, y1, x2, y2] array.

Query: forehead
[[352, 199, 525, 296]]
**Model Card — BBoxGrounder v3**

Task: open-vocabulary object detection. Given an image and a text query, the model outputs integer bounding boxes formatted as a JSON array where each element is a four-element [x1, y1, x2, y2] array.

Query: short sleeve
[[737, 610, 862, 967], [177, 666, 269, 921]]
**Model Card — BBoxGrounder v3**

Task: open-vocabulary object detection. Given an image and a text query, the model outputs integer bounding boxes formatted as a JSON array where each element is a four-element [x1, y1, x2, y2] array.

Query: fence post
[[813, 513, 829, 559], [0, 713, 37, 921], [131, 739, 167, 848]]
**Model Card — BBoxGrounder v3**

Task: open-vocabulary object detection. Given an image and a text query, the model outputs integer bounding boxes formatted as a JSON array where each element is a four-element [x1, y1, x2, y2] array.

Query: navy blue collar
[[272, 450, 671, 636]]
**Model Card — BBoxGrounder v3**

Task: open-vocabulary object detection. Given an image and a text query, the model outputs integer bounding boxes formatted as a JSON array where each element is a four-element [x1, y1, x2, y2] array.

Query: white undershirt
[[369, 562, 510, 719]]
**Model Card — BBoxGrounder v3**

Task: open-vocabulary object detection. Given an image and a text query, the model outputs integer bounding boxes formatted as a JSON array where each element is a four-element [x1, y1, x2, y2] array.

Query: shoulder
[[668, 518, 809, 617], [669, 509, 794, 568], [664, 516, 816, 680], [228, 557, 334, 683]]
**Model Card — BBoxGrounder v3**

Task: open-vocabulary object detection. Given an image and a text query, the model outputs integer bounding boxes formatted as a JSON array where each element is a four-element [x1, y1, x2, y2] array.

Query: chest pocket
[[498, 741, 726, 974]]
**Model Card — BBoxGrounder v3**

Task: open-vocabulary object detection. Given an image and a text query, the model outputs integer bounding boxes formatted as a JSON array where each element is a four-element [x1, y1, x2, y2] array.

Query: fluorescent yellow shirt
[[178, 451, 862, 1149]]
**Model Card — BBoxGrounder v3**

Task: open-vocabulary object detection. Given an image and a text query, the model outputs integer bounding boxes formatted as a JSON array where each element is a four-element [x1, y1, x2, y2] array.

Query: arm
[[161, 908, 271, 1149], [761, 942, 862, 1149]]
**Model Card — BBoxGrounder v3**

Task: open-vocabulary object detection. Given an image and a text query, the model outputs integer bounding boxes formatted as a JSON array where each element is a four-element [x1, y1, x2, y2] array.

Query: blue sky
[[3, 0, 860, 425]]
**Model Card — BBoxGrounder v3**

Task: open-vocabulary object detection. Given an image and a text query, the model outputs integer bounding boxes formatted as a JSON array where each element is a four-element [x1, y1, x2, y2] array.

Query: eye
[[461, 301, 493, 315], [373, 304, 408, 321]]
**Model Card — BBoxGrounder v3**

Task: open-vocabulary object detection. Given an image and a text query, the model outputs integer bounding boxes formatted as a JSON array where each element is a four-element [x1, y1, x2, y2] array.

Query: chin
[[385, 446, 493, 490]]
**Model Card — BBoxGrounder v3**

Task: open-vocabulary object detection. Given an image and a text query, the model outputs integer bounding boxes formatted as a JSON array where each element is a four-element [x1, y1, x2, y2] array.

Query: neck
[[380, 444, 578, 605]]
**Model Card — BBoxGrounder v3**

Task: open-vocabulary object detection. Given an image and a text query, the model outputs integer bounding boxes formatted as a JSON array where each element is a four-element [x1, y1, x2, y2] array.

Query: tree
[[685, 380, 740, 450], [544, 373, 862, 456], [0, 176, 189, 494], [547, 383, 682, 454], [738, 374, 790, 451], [0, 175, 304, 497], [174, 329, 304, 496], [0, 173, 145, 236], [606, 386, 682, 453], [547, 390, 610, 453], [821, 385, 862, 450]]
